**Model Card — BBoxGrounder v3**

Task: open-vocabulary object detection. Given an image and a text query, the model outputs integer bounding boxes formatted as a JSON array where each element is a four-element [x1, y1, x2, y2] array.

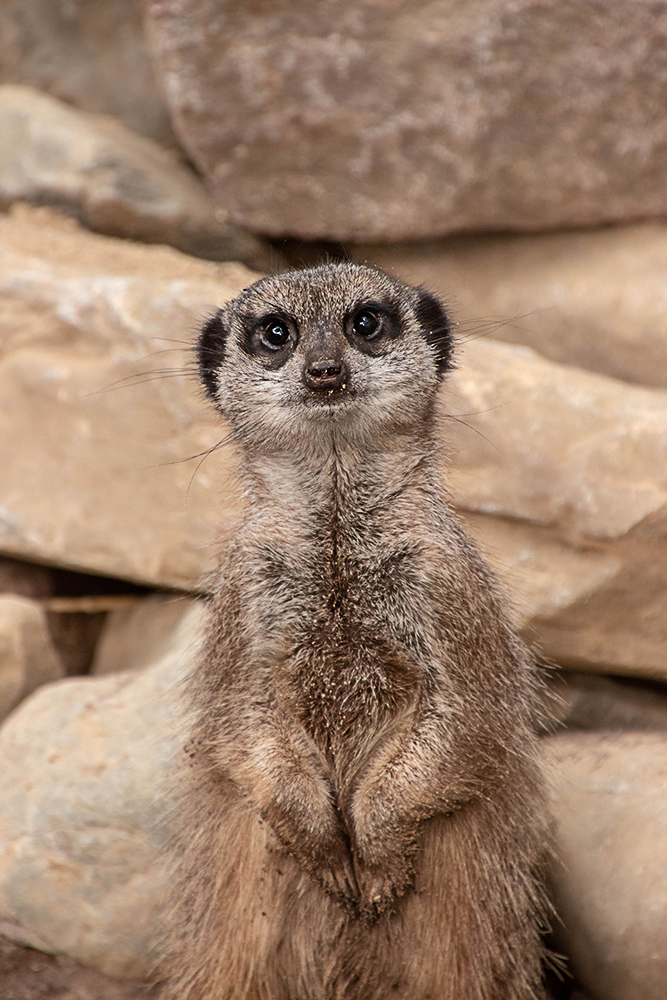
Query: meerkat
[[162, 262, 548, 1000]]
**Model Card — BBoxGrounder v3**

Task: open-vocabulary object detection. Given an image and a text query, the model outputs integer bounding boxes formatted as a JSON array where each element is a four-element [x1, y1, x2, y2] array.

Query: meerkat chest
[[247, 533, 428, 744]]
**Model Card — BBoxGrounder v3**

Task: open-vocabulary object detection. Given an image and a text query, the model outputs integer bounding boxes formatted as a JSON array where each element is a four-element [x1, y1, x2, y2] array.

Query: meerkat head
[[198, 262, 452, 455]]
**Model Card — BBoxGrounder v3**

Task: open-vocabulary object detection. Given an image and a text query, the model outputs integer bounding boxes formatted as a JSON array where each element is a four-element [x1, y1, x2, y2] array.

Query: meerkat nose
[[303, 358, 348, 391]]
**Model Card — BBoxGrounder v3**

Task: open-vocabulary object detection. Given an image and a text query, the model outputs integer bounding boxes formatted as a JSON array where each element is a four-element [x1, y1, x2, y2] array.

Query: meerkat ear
[[198, 310, 229, 401], [414, 289, 453, 376]]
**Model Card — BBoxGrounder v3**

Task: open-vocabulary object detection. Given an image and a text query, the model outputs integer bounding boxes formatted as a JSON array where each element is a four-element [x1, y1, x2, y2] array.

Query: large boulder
[[2, 206, 667, 679], [0, 596, 64, 722], [446, 338, 667, 680], [0, 606, 203, 979], [0, 85, 276, 271], [353, 222, 667, 390], [92, 594, 203, 676], [0, 205, 245, 589], [0, 0, 174, 145], [146, 0, 667, 241], [544, 732, 667, 1000]]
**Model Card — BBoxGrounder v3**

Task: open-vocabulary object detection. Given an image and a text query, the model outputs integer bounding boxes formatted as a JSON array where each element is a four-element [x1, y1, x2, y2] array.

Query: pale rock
[[354, 222, 667, 390], [0, 595, 65, 722], [0, 0, 174, 145], [0, 85, 277, 272], [446, 339, 667, 542], [146, 0, 667, 241], [0, 625, 199, 978], [0, 204, 246, 589], [543, 732, 667, 1000], [4, 205, 667, 679], [92, 593, 204, 676], [446, 341, 667, 680]]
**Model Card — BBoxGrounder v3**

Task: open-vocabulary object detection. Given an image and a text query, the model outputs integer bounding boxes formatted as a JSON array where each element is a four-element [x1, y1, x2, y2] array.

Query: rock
[[3, 205, 667, 678], [0, 614, 199, 978], [547, 671, 667, 733], [0, 85, 278, 272], [0, 204, 246, 589], [146, 0, 667, 241], [446, 339, 667, 680], [543, 732, 667, 1000], [44, 606, 108, 677], [92, 593, 203, 676], [446, 339, 667, 542], [0, 0, 174, 145], [353, 222, 667, 390], [0, 933, 157, 1000], [0, 557, 52, 599], [0, 596, 65, 722]]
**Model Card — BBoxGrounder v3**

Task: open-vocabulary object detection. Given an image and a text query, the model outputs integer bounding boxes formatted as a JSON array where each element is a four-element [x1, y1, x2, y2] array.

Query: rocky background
[[0, 1, 666, 998]]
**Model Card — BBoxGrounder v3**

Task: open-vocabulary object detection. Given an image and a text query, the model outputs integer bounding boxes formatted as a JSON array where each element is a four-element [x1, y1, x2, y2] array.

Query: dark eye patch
[[414, 289, 452, 375], [198, 310, 229, 400], [345, 301, 400, 355], [240, 312, 299, 366]]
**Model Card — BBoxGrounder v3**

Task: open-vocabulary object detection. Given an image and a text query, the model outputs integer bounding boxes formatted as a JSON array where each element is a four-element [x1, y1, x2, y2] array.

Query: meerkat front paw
[[352, 853, 416, 921]]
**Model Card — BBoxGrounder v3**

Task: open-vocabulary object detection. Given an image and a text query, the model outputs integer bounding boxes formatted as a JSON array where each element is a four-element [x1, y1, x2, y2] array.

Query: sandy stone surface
[[0, 205, 246, 589], [544, 732, 667, 1000], [446, 340, 667, 680], [146, 0, 667, 241], [92, 593, 204, 676], [3, 207, 667, 678], [0, 85, 275, 271], [0, 596, 64, 723], [354, 222, 667, 389], [0, 648, 193, 978]]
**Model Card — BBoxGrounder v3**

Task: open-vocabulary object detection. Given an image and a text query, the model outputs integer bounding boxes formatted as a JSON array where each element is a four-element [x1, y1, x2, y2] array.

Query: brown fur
[[162, 263, 548, 999]]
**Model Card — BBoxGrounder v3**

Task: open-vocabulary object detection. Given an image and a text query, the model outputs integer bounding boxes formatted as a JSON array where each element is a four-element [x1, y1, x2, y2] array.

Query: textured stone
[[92, 593, 203, 676], [4, 207, 667, 678], [447, 339, 667, 541], [0, 647, 191, 977], [354, 222, 667, 390], [0, 85, 277, 271], [0, 204, 245, 589], [0, 0, 174, 145], [0, 596, 65, 722], [146, 0, 667, 241], [448, 341, 667, 679], [544, 732, 667, 1000]]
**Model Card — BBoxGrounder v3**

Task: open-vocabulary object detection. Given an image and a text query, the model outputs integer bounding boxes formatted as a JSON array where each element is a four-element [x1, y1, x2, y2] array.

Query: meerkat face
[[198, 262, 452, 454]]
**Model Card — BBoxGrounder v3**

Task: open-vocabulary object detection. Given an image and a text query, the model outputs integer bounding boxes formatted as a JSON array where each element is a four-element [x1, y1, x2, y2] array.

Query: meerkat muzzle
[[303, 358, 348, 391]]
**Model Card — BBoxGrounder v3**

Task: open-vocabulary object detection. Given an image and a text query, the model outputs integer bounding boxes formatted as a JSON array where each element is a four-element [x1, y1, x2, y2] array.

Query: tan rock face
[[543, 732, 667, 1000], [0, 205, 247, 589], [0, 596, 64, 722], [0, 85, 276, 272], [2, 210, 665, 679], [0, 595, 205, 978], [0, 0, 174, 145], [447, 342, 667, 680], [354, 223, 667, 390], [92, 594, 203, 676], [146, 0, 667, 241], [0, 667, 177, 978]]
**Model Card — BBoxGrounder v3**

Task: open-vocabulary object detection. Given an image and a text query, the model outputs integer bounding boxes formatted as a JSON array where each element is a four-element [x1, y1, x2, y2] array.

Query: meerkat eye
[[352, 309, 382, 340], [259, 318, 291, 351]]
